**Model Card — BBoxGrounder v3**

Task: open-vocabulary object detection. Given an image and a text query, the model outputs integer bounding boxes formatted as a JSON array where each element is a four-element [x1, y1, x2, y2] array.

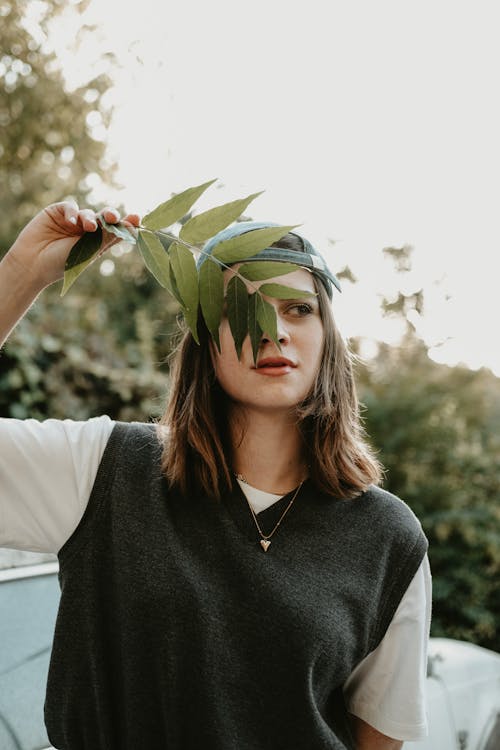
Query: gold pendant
[[260, 539, 271, 552]]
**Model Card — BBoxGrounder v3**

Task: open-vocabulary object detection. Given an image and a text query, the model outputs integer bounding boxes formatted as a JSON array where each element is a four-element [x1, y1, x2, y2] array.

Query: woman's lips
[[254, 358, 296, 376]]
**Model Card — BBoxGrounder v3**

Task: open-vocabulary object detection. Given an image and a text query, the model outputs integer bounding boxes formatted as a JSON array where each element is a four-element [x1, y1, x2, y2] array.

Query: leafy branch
[[61, 179, 314, 358]]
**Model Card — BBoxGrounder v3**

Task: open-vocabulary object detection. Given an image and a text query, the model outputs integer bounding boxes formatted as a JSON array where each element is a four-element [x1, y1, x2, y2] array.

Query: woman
[[0, 201, 431, 750]]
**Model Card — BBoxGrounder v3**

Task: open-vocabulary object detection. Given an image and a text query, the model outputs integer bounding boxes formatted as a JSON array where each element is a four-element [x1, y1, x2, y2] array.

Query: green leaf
[[61, 228, 103, 296], [179, 191, 263, 244], [255, 294, 280, 348], [168, 265, 184, 306], [97, 215, 137, 244], [169, 241, 200, 343], [258, 283, 315, 299], [247, 293, 263, 364], [136, 230, 174, 293], [237, 261, 299, 281], [142, 179, 217, 231], [212, 225, 300, 264], [226, 276, 249, 359], [199, 257, 224, 351]]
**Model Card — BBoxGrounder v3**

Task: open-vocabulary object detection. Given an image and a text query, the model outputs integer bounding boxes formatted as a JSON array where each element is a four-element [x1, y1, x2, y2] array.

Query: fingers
[[58, 202, 97, 232], [60, 200, 79, 227], [101, 207, 121, 223], [102, 209, 141, 228], [55, 201, 140, 231], [78, 209, 98, 232], [122, 213, 141, 227]]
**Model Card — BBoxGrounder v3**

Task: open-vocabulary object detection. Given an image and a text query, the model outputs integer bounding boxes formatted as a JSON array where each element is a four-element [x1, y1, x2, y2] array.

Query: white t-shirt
[[0, 415, 431, 741]]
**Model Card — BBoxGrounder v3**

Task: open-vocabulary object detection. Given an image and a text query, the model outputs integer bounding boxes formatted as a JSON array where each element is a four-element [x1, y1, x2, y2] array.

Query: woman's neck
[[229, 405, 307, 494]]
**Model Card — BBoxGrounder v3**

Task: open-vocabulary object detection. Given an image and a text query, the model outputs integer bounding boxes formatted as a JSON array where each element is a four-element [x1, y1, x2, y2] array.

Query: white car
[[410, 638, 500, 750], [0, 560, 59, 750]]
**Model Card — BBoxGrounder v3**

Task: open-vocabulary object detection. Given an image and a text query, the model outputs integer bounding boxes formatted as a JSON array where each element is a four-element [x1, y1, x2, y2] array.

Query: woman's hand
[[0, 200, 140, 348], [6, 200, 141, 290]]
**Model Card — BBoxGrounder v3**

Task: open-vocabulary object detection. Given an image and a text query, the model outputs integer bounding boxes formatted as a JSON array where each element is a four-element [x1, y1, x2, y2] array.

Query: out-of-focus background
[[1, 3, 500, 745]]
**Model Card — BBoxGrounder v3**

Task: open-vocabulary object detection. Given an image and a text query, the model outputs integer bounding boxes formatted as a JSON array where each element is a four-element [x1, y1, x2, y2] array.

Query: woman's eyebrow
[[278, 295, 319, 303]]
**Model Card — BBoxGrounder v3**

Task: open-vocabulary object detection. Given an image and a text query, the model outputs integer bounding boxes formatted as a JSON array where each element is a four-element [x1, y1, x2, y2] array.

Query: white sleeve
[[0, 415, 115, 554], [343, 554, 432, 741]]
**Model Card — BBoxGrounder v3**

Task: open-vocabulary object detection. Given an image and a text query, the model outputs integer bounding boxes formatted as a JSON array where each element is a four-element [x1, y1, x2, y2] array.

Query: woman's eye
[[288, 303, 314, 316]]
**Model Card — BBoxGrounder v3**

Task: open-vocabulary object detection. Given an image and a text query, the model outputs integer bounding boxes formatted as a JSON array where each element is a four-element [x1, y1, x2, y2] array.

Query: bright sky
[[44, 0, 500, 375]]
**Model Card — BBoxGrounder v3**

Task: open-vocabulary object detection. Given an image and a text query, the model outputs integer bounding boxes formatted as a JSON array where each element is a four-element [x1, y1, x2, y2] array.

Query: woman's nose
[[261, 314, 290, 345]]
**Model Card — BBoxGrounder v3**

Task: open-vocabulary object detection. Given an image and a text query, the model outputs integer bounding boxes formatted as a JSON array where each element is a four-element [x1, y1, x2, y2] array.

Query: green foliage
[[355, 335, 500, 651], [238, 261, 298, 281], [248, 293, 263, 363], [212, 225, 299, 264], [98, 215, 136, 244], [168, 242, 199, 344], [179, 192, 264, 244], [199, 258, 224, 351], [61, 226, 103, 295], [382, 244, 413, 273], [0, 1, 177, 426], [353, 244, 500, 652], [0, 0, 117, 252], [226, 276, 249, 359], [136, 230, 172, 291], [142, 179, 217, 231], [0, 248, 178, 422], [255, 295, 279, 348], [61, 182, 305, 359]]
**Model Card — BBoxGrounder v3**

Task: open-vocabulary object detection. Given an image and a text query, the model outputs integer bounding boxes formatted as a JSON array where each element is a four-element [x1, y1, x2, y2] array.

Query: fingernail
[[69, 216, 77, 225]]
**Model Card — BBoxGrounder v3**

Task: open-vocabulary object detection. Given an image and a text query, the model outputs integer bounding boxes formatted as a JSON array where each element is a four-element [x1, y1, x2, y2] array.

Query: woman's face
[[212, 267, 325, 414]]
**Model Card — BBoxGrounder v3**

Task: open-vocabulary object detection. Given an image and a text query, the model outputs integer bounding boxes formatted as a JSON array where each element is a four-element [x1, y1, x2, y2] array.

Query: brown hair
[[157, 234, 383, 499]]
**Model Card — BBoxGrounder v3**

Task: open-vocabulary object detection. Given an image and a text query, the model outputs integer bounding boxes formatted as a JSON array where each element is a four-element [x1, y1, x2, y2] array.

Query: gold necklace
[[235, 474, 304, 552]]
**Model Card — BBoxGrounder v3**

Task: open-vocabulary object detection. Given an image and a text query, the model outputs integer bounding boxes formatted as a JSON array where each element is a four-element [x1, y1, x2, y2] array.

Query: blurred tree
[[0, 0, 116, 252], [0, 244, 180, 421], [0, 0, 181, 423], [353, 245, 500, 651], [356, 338, 500, 649]]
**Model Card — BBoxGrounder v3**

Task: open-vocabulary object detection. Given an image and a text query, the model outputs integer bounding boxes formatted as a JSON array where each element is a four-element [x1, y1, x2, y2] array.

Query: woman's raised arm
[[0, 201, 140, 348]]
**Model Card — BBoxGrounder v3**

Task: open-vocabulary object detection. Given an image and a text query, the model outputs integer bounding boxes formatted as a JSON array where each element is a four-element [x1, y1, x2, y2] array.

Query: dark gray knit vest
[[45, 422, 428, 750]]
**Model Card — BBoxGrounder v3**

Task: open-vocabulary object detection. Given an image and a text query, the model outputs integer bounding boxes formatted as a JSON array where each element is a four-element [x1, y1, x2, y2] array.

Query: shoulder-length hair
[[156, 234, 383, 500]]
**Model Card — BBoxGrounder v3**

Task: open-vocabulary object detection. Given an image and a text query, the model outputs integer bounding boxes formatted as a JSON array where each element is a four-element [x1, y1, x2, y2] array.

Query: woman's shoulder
[[0, 413, 115, 448], [96, 420, 167, 470], [356, 483, 426, 543], [107, 419, 167, 445], [312, 482, 426, 547], [363, 482, 413, 507]]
